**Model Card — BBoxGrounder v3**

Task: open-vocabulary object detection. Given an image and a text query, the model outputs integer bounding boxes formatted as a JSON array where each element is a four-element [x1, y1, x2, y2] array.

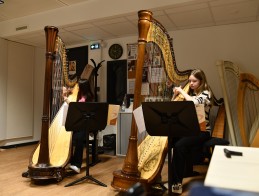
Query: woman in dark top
[[64, 79, 94, 173]]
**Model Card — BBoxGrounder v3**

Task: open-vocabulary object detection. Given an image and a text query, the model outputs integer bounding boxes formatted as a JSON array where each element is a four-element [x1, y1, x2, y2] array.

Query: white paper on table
[[133, 105, 146, 134]]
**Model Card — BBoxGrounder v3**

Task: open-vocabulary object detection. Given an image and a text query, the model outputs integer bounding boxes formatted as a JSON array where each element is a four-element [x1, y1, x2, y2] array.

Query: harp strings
[[222, 63, 242, 145], [49, 36, 76, 155], [49, 37, 63, 154], [52, 51, 63, 121], [48, 85, 78, 165], [144, 22, 172, 102], [243, 79, 259, 145]]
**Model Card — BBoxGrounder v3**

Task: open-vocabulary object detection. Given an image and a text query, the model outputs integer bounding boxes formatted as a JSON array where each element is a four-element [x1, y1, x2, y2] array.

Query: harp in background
[[238, 73, 259, 147], [217, 60, 259, 147], [22, 26, 77, 181], [112, 10, 192, 191]]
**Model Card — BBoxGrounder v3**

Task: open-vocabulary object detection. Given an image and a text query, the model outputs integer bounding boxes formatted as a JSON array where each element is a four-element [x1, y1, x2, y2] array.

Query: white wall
[[6, 42, 34, 139], [1, 21, 259, 146], [33, 47, 45, 141], [171, 21, 259, 97], [0, 38, 8, 140], [0, 40, 35, 146]]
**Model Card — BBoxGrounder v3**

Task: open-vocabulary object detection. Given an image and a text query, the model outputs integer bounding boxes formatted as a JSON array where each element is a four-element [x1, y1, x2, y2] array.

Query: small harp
[[22, 26, 77, 181], [112, 10, 192, 191]]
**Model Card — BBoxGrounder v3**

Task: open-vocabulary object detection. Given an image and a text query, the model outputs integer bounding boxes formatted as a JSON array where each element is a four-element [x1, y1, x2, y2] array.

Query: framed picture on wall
[[66, 46, 88, 78], [69, 60, 76, 75]]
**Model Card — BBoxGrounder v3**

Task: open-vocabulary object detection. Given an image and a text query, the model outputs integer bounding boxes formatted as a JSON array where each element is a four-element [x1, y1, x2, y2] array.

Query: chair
[[101, 104, 120, 155], [185, 102, 229, 177], [202, 103, 229, 161]]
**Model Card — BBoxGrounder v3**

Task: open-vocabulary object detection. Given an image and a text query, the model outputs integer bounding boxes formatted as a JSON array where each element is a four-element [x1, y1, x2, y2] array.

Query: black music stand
[[64, 102, 108, 187], [142, 101, 200, 195]]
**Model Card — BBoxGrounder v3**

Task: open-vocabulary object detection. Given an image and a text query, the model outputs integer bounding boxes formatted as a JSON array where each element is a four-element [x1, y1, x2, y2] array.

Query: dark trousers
[[171, 131, 210, 184], [70, 130, 86, 168]]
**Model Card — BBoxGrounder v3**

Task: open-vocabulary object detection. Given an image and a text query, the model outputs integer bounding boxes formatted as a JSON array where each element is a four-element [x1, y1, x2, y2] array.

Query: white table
[[204, 145, 259, 193]]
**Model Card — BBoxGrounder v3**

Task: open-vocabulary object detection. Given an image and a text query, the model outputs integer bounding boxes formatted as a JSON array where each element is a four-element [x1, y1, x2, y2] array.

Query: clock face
[[108, 44, 123, 59]]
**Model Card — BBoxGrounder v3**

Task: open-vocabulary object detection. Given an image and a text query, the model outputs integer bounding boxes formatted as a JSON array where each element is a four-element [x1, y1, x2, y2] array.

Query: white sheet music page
[[61, 103, 69, 126], [133, 105, 146, 134]]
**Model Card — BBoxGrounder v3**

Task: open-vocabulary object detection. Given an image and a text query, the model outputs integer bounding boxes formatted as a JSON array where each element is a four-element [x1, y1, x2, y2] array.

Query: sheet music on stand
[[133, 104, 205, 134]]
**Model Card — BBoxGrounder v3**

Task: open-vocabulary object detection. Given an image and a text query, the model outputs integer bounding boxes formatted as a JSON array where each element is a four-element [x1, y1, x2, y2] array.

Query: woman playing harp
[[22, 26, 77, 181], [167, 69, 212, 194]]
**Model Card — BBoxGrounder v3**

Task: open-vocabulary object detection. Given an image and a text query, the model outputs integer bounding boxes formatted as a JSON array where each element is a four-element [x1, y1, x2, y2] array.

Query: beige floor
[[0, 145, 208, 196]]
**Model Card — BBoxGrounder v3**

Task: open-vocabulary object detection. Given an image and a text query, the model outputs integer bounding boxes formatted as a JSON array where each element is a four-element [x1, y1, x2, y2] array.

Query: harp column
[[112, 10, 152, 191], [24, 26, 59, 179], [37, 26, 59, 166]]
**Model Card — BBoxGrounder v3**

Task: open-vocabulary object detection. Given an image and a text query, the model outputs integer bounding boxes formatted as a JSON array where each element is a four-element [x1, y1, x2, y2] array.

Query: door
[[107, 60, 127, 105]]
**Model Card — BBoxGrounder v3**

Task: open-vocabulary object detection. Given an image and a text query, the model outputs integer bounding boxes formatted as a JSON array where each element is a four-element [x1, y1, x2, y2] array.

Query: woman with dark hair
[[64, 79, 94, 173]]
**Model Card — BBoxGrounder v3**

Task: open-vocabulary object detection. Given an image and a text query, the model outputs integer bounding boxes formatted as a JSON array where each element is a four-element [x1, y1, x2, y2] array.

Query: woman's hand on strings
[[174, 86, 193, 101], [62, 86, 72, 104], [62, 86, 73, 97], [173, 86, 182, 96]]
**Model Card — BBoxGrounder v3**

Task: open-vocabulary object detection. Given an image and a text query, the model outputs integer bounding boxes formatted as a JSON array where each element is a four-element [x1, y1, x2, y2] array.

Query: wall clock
[[108, 44, 123, 60]]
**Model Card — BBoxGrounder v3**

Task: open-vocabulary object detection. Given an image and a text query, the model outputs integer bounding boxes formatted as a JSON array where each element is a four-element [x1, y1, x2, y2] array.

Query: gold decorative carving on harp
[[22, 26, 77, 181], [112, 10, 192, 191]]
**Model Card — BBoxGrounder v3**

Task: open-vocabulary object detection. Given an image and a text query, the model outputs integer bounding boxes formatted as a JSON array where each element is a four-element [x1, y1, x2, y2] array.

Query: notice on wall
[[127, 79, 135, 94], [127, 43, 138, 60], [127, 43, 138, 94]]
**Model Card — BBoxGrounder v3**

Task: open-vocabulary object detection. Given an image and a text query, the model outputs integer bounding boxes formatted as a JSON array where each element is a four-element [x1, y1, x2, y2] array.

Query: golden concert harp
[[22, 26, 77, 181], [112, 10, 193, 191]]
